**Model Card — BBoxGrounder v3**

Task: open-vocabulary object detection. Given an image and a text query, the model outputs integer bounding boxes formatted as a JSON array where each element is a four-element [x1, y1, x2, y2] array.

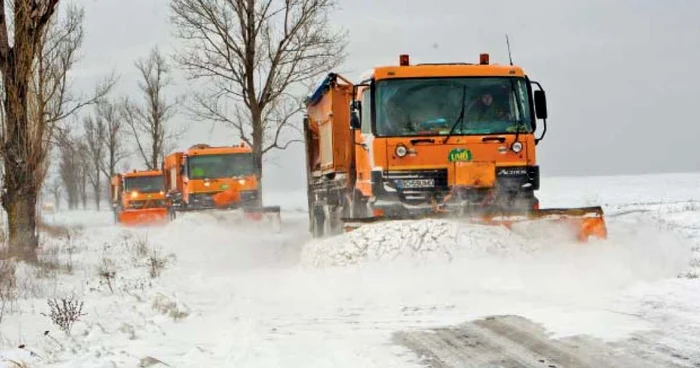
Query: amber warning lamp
[[479, 53, 490, 65], [399, 54, 410, 66]]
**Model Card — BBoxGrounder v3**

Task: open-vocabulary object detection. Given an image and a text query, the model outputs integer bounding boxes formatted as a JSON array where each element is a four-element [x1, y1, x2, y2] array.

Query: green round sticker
[[448, 148, 472, 162]]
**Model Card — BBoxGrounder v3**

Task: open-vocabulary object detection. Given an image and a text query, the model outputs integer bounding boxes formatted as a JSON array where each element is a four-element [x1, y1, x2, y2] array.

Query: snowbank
[[301, 219, 539, 267], [0, 173, 698, 367], [300, 215, 694, 290]]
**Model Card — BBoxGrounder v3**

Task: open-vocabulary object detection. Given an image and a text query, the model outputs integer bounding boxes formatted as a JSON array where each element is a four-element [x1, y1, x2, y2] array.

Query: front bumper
[[118, 207, 168, 226], [370, 165, 539, 207]]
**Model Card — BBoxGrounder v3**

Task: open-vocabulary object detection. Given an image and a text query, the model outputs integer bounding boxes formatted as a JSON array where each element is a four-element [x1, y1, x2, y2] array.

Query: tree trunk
[[252, 109, 264, 207], [93, 181, 101, 210], [151, 126, 159, 171], [2, 65, 39, 261], [80, 176, 87, 209], [53, 191, 60, 211], [2, 169, 39, 262]]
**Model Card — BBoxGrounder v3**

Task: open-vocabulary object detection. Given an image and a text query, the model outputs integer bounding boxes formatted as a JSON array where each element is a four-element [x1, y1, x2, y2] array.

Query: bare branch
[[122, 47, 180, 170], [83, 114, 107, 209], [47, 73, 117, 124], [96, 100, 127, 179]]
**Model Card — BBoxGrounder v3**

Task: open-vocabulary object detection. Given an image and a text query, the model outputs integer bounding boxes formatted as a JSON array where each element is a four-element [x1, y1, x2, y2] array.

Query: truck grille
[[130, 199, 166, 209], [189, 192, 217, 207]]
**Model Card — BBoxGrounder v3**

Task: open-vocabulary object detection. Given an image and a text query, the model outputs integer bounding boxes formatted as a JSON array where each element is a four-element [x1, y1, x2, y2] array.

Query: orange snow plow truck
[[303, 53, 606, 242], [110, 170, 169, 226], [163, 143, 281, 225]]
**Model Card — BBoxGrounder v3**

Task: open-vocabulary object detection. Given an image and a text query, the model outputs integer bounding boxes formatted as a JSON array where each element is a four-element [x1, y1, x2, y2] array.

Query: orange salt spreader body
[[302, 53, 606, 242], [110, 170, 169, 226]]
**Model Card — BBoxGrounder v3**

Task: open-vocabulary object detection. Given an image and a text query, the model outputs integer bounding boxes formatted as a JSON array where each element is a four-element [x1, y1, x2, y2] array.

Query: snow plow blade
[[243, 206, 282, 232], [117, 208, 169, 227], [176, 206, 281, 232], [343, 206, 607, 242]]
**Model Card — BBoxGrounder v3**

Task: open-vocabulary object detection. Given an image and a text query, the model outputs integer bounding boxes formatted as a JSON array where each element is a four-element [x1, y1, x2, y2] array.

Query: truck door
[[354, 88, 373, 196]]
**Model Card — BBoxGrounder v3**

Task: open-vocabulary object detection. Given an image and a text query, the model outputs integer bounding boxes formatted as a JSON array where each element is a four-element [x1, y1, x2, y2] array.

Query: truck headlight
[[395, 144, 408, 158], [511, 141, 523, 153], [238, 179, 246, 185]]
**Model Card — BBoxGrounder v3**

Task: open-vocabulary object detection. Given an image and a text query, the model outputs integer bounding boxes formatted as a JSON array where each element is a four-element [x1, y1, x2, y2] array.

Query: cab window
[[361, 88, 372, 134]]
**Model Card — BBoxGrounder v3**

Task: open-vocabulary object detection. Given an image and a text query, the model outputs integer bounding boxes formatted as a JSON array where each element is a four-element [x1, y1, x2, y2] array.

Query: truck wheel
[[522, 191, 540, 212], [311, 206, 325, 238], [500, 190, 537, 213], [329, 205, 345, 235], [344, 191, 367, 219], [322, 205, 333, 235]]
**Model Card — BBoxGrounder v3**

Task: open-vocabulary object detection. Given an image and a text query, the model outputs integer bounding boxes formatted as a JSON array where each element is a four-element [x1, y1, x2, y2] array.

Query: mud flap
[[118, 208, 169, 227]]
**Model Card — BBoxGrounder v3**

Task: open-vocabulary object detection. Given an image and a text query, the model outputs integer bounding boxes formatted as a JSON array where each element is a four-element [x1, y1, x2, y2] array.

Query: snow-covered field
[[1, 173, 700, 367]]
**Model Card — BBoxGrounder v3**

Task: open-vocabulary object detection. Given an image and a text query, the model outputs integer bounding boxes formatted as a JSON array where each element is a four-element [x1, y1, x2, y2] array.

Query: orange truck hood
[[382, 134, 536, 187]]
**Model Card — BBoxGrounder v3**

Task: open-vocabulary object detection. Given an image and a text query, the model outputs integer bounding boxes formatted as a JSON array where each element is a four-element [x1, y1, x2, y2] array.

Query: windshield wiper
[[443, 85, 467, 144], [509, 78, 525, 145]]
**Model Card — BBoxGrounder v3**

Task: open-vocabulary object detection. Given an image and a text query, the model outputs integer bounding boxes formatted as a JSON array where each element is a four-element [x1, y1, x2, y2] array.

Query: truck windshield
[[375, 77, 533, 137], [187, 153, 255, 180], [124, 176, 164, 193]]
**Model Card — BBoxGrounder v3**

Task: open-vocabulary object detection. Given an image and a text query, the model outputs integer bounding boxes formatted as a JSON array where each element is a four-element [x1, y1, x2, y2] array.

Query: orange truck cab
[[163, 143, 259, 210], [110, 170, 169, 225], [304, 53, 606, 240], [304, 53, 552, 235]]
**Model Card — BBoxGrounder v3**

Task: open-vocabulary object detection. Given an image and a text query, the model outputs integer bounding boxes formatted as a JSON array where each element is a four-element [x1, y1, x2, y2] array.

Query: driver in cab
[[468, 92, 510, 122]]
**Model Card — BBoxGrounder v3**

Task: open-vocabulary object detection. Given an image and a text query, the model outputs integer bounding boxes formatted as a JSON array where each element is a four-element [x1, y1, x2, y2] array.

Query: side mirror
[[534, 90, 548, 120], [179, 165, 185, 175], [350, 110, 361, 130], [349, 100, 362, 130]]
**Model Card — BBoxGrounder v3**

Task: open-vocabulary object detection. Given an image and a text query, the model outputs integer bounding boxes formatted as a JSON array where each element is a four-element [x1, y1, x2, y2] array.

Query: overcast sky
[[72, 0, 700, 192]]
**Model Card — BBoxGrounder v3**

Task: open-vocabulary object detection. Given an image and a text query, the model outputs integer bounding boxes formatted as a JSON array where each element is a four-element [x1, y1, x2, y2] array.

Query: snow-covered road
[[2, 173, 700, 367]]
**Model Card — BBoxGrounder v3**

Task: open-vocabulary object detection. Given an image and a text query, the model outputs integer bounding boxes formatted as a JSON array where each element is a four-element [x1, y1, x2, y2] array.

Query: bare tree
[[96, 101, 127, 180], [77, 142, 88, 209], [170, 0, 347, 204], [84, 116, 106, 210], [123, 47, 177, 170], [49, 178, 60, 211], [0, 2, 113, 259], [0, 0, 61, 259], [56, 127, 80, 209]]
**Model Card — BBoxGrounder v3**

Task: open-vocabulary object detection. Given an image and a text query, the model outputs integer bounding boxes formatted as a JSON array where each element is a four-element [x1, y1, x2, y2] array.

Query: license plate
[[399, 179, 434, 189]]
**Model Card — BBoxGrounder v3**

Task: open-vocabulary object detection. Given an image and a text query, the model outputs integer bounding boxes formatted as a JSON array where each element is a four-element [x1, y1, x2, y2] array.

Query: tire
[[322, 205, 333, 235], [311, 206, 325, 238], [343, 190, 368, 219], [509, 190, 538, 213]]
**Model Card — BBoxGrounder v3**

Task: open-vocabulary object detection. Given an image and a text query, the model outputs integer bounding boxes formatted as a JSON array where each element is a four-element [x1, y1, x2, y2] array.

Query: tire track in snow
[[395, 315, 699, 368]]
